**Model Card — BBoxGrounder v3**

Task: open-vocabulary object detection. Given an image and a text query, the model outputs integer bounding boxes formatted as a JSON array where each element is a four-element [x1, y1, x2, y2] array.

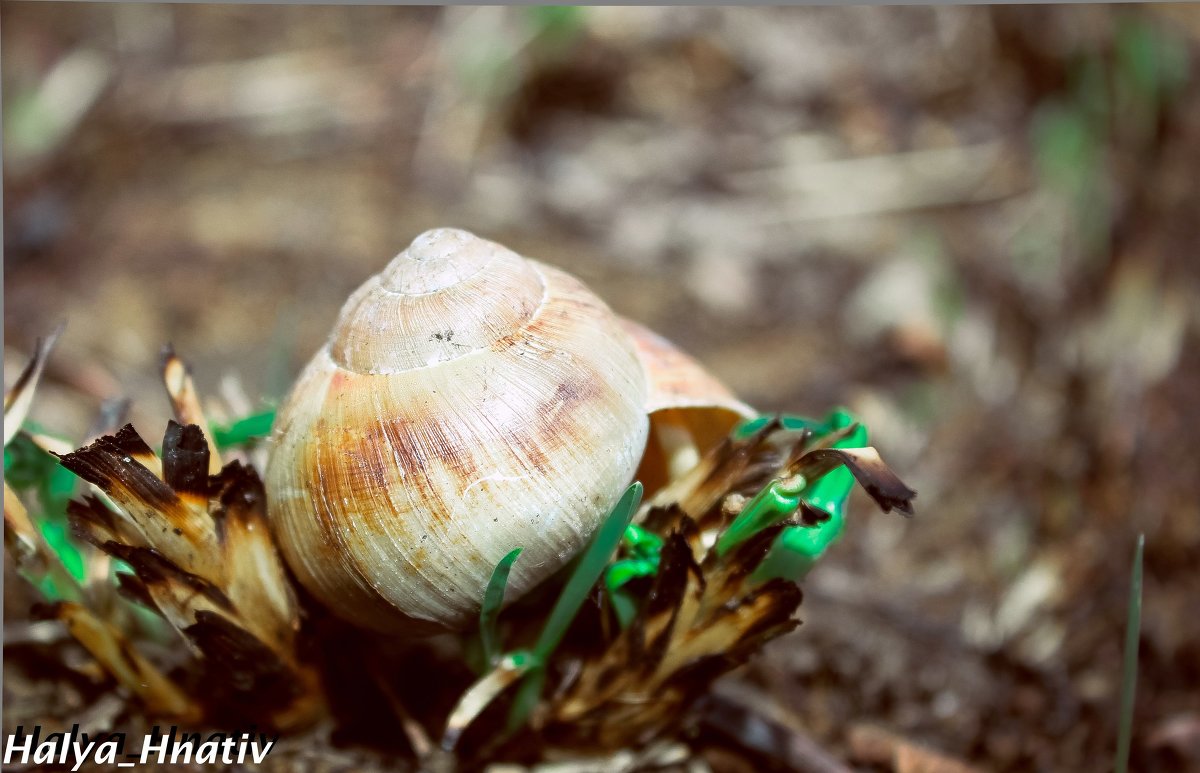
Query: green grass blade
[[734, 413, 827, 441], [505, 664, 547, 735], [505, 482, 643, 733], [1115, 533, 1144, 773], [533, 481, 642, 661], [479, 547, 523, 668], [609, 586, 638, 629], [717, 477, 806, 557]]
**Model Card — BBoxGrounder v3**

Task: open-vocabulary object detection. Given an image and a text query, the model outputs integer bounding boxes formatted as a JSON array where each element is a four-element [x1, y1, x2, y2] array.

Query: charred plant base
[[4, 351, 914, 769]]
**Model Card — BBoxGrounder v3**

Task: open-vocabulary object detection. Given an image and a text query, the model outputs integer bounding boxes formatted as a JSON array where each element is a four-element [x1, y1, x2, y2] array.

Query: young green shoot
[[1115, 533, 1144, 773], [604, 523, 663, 627], [752, 410, 868, 582], [479, 547, 523, 669], [505, 482, 643, 733], [717, 475, 807, 557]]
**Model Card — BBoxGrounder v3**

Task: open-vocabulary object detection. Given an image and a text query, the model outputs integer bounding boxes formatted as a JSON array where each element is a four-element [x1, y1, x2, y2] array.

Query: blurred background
[[4, 4, 1199, 770]]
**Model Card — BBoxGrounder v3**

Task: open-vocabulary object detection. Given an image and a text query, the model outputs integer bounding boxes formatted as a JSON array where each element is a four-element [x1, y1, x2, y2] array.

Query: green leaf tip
[[602, 522, 665, 627], [733, 409, 874, 583], [479, 547, 524, 669], [717, 477, 806, 558]]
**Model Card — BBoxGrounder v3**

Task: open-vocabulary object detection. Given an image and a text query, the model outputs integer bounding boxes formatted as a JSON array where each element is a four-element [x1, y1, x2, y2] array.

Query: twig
[[703, 680, 854, 773]]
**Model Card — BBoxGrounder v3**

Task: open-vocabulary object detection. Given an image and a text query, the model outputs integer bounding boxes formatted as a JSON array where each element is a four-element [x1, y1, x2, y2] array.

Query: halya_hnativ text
[[2, 724, 278, 769]]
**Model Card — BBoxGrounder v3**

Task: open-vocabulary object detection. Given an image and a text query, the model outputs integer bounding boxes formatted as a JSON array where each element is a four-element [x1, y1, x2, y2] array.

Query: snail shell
[[265, 228, 751, 634]]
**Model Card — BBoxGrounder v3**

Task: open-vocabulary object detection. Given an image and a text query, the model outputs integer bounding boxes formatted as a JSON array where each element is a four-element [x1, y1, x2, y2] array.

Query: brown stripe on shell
[[504, 360, 610, 481], [377, 412, 479, 527], [283, 370, 488, 629], [296, 416, 443, 634], [306, 419, 372, 572]]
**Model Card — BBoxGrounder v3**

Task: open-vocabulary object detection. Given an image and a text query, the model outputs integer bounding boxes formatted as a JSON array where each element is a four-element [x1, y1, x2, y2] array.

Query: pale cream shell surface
[[266, 229, 651, 633], [623, 319, 757, 494]]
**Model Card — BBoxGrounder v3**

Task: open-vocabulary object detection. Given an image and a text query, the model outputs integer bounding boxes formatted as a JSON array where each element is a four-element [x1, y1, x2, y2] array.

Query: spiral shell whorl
[[331, 228, 545, 374], [267, 228, 650, 633], [379, 227, 498, 294]]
